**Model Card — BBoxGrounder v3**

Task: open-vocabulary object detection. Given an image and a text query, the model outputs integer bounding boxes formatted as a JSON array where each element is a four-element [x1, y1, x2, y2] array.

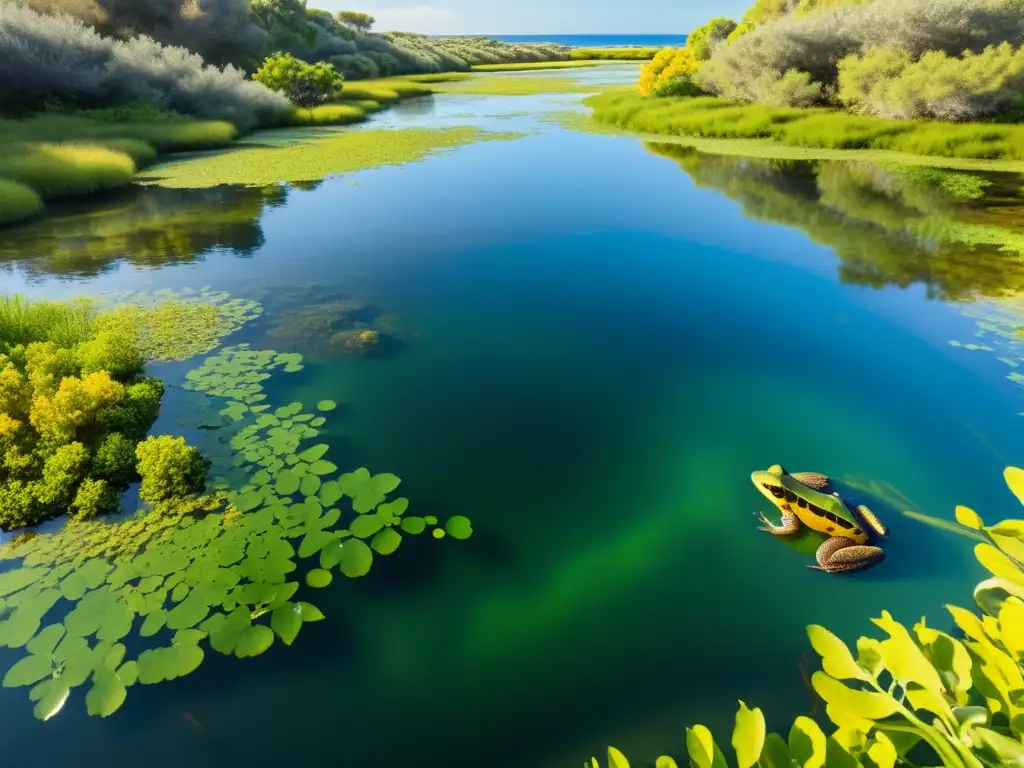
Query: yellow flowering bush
[[638, 47, 703, 97]]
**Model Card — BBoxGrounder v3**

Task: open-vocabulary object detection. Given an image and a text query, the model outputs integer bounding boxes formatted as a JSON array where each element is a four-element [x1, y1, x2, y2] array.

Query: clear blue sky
[[314, 0, 751, 35]]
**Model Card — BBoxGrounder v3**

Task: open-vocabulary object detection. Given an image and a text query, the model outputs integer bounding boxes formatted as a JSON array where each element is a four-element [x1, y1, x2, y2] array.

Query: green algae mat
[[139, 126, 524, 189]]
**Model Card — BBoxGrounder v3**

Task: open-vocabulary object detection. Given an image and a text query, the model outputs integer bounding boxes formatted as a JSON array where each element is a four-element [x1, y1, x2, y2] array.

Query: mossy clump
[[331, 329, 380, 356], [266, 299, 406, 361]]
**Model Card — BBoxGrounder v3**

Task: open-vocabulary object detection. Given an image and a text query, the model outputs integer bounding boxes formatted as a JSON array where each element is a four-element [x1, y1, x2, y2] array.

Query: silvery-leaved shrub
[[0, 3, 291, 130]]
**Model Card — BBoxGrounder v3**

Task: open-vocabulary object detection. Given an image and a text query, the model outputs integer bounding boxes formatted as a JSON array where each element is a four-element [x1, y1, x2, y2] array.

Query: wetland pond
[[4, 64, 1024, 766]]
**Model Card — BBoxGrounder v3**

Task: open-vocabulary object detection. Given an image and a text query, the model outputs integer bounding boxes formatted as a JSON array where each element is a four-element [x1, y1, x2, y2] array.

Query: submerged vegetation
[[140, 126, 525, 189], [590, 0, 1024, 163], [0, 287, 473, 721], [593, 466, 1024, 768]]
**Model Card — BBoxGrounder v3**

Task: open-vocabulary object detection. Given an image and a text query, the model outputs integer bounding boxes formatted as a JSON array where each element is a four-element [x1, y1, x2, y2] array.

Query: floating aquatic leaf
[[270, 603, 302, 645], [136, 644, 204, 683], [27, 624, 65, 657], [319, 481, 343, 506], [424, 515, 438, 526], [32, 677, 70, 721], [311, 417, 326, 427], [276, 470, 300, 496], [309, 461, 337, 476], [299, 530, 337, 559], [0, 568, 43, 598], [432, 529, 446, 539], [350, 514, 385, 539], [338, 540, 373, 578], [306, 569, 333, 588], [297, 602, 324, 622], [140, 610, 167, 637], [317, 400, 336, 412], [3, 654, 53, 687], [371, 528, 402, 556], [298, 445, 330, 462], [117, 660, 138, 687], [300, 474, 322, 497], [86, 669, 127, 717], [102, 643, 127, 670], [378, 498, 409, 518], [401, 517, 426, 535], [445, 516, 473, 540], [234, 625, 274, 658]]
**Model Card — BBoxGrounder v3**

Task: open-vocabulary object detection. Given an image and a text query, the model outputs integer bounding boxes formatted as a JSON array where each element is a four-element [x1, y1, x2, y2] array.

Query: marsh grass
[[139, 126, 526, 188], [570, 47, 659, 60], [587, 91, 1024, 162], [0, 180, 43, 225], [286, 104, 370, 126], [0, 293, 96, 349], [471, 61, 599, 71], [0, 143, 135, 198], [337, 78, 436, 103], [0, 114, 237, 152]]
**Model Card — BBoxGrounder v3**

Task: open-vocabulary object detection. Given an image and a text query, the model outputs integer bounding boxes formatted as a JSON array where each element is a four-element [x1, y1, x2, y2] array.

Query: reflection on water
[[647, 144, 1024, 301], [0, 185, 288, 282]]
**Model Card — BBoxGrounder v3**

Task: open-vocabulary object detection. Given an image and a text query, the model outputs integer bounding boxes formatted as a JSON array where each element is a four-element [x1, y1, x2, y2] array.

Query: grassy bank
[[570, 47, 659, 60], [587, 91, 1024, 163]]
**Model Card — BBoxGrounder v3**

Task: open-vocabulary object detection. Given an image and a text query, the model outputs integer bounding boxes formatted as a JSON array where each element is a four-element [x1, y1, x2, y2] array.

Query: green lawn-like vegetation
[[139, 126, 525, 189], [587, 90, 1024, 163], [570, 47, 659, 60]]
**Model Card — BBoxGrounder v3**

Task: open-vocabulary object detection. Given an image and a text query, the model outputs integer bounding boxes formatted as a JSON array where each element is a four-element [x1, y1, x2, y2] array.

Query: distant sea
[[436, 34, 688, 48]]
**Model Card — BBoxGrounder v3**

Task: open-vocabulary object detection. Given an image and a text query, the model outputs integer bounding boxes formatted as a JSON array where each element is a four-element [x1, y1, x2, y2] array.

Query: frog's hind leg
[[811, 536, 884, 574], [755, 509, 799, 535]]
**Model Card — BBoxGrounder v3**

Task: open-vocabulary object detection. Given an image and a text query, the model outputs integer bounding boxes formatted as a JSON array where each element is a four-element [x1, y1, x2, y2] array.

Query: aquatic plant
[[592, 466, 1024, 768], [0, 334, 473, 721], [140, 126, 526, 189]]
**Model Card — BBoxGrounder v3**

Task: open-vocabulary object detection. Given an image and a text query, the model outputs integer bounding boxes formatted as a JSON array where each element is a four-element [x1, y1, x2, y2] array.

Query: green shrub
[[838, 43, 1024, 120], [0, 180, 43, 225], [135, 435, 208, 504], [102, 377, 164, 441], [329, 53, 380, 80], [252, 53, 345, 108], [70, 477, 118, 520], [92, 433, 138, 486], [36, 441, 89, 507], [76, 327, 144, 380], [286, 104, 368, 126], [688, 18, 739, 61]]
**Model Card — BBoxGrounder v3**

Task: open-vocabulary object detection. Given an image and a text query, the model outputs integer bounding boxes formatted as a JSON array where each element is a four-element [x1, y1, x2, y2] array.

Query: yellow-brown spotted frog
[[752, 464, 888, 573]]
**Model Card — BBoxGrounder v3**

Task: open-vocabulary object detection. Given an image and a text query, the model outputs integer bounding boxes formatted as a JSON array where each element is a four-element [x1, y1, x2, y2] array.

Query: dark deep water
[[3, 66, 1024, 767]]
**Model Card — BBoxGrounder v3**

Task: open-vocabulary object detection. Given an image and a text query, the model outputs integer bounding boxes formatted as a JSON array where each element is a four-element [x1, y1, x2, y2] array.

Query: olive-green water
[[3, 66, 1024, 766]]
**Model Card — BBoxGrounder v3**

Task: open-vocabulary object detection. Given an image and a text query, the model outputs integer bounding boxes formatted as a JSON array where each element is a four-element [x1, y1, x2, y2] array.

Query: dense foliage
[[637, 0, 1024, 126], [638, 48, 702, 97], [252, 52, 344, 107], [593, 467, 1024, 768], [0, 295, 209, 530]]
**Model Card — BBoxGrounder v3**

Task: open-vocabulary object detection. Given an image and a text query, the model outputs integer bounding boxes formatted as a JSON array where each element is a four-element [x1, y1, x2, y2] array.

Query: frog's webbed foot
[[754, 510, 799, 535], [790, 472, 831, 492], [810, 536, 884, 574]]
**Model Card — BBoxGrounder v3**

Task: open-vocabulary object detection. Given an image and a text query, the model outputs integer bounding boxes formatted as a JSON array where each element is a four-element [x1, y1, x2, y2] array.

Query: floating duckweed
[[432, 529, 446, 539], [0, 337, 472, 722], [424, 516, 438, 526]]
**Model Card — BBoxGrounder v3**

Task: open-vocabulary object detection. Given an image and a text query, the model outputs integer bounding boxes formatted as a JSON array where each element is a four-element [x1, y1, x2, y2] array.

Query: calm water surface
[[2, 66, 1024, 767]]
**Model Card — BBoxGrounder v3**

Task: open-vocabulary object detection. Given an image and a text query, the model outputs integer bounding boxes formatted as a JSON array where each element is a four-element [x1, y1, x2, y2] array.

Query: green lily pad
[[117, 660, 138, 687], [432, 529, 446, 539], [445, 516, 474, 540], [3, 654, 53, 687], [85, 669, 127, 717], [310, 417, 326, 427], [378, 498, 409, 518], [338, 540, 373, 578], [27, 624, 65, 657], [309, 460, 337, 476], [140, 610, 167, 637], [300, 474, 322, 497], [424, 515, 438, 525], [298, 444, 329, 462], [234, 625, 274, 658], [371, 528, 402, 556], [349, 514, 385, 539], [270, 603, 302, 645], [136, 644, 204, 684], [234, 491, 263, 513], [171, 582, 190, 603], [318, 539, 346, 569], [276, 470, 300, 496], [0, 568, 43, 598], [316, 400, 336, 412], [31, 678, 70, 721], [297, 602, 325, 622], [401, 517, 426, 535], [166, 593, 211, 631], [319, 481, 342, 506], [305, 569, 333, 588]]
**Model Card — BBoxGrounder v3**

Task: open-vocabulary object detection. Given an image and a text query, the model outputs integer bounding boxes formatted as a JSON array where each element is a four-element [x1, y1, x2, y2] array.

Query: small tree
[[335, 10, 374, 32], [252, 52, 345, 108], [135, 435, 208, 503]]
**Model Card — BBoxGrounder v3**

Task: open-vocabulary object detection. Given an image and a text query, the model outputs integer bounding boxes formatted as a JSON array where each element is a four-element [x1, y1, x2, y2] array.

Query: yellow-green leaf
[[856, 637, 884, 677], [904, 682, 954, 725], [607, 746, 629, 768], [948, 604, 987, 642], [759, 733, 794, 768], [871, 611, 944, 693], [831, 728, 866, 753], [733, 700, 765, 768], [655, 757, 679, 768], [915, 620, 972, 704], [1004, 467, 1024, 506], [991, 534, 1024, 565], [866, 733, 897, 768], [977, 543, 1024, 587], [687, 725, 727, 768], [808, 625, 865, 680], [999, 597, 1024, 657], [811, 672, 899, 722], [988, 519, 1024, 539], [789, 716, 827, 768], [955, 505, 983, 529], [824, 737, 863, 768]]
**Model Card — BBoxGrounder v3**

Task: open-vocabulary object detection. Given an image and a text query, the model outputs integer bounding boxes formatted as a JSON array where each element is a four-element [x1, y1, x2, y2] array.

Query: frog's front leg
[[754, 507, 800, 535], [812, 536, 885, 574]]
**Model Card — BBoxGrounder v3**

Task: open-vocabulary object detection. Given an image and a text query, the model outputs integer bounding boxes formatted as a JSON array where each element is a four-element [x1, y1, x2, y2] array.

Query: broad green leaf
[[915, 621, 972, 704], [992, 534, 1024, 567], [823, 737, 862, 768], [297, 602, 324, 622], [173, 630, 206, 646], [166, 594, 210, 631], [136, 644, 204, 683], [271, 604, 302, 645], [866, 734, 896, 768], [319, 481, 343, 506], [974, 726, 1024, 764], [140, 609, 167, 637], [378, 498, 409, 518], [300, 474, 322, 497], [759, 733, 794, 768], [401, 517, 427, 534], [276, 469, 300, 496], [904, 682, 954, 725], [607, 746, 629, 768], [3, 654, 53, 687], [655, 758, 679, 768], [339, 540, 373, 578], [117, 661, 138, 687], [955, 506, 983, 530], [316, 400, 336, 412], [999, 597, 1024, 657], [298, 444, 329, 462], [687, 725, 727, 768], [789, 716, 826, 768], [350, 514, 385, 539], [27, 624, 65, 657], [32, 677, 70, 721], [732, 701, 765, 768], [310, 460, 337, 476], [811, 672, 899, 722], [445, 515, 474, 540], [234, 625, 274, 658], [871, 611, 944, 693], [306, 569, 333, 588], [85, 669, 127, 717], [371, 528, 402, 556], [808, 625, 864, 680], [856, 637, 884, 677]]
